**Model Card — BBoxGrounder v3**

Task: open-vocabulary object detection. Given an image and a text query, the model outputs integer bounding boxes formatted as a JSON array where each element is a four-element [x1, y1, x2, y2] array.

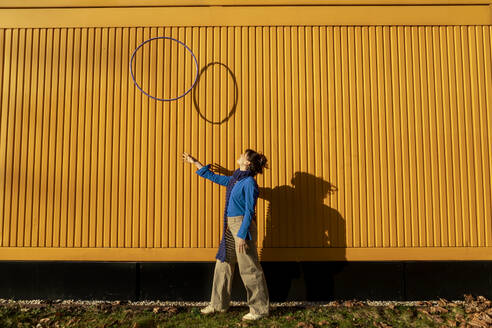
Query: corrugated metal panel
[[0, 26, 491, 260]]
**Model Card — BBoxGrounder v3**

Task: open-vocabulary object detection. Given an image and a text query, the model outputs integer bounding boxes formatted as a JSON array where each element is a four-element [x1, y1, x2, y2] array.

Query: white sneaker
[[242, 312, 267, 321], [200, 305, 227, 314]]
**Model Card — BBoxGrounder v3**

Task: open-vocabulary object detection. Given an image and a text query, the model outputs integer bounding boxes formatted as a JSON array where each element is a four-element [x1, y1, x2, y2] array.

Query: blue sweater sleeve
[[195, 164, 231, 187], [237, 179, 259, 239]]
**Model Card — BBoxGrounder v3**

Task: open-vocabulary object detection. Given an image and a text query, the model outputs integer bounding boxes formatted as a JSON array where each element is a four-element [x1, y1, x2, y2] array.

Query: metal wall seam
[[0, 29, 6, 247], [484, 26, 492, 247]]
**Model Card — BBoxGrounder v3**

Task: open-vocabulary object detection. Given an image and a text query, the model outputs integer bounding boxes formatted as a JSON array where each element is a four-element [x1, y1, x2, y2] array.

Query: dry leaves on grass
[[296, 322, 314, 328], [342, 300, 366, 307], [437, 298, 450, 307], [462, 294, 492, 328], [417, 294, 491, 328], [152, 306, 178, 314], [66, 318, 78, 326], [132, 321, 157, 328], [444, 318, 458, 327], [96, 303, 113, 312], [36, 317, 51, 327], [374, 322, 393, 328], [464, 295, 491, 313], [103, 319, 120, 328], [468, 312, 492, 328], [429, 305, 448, 314], [417, 307, 442, 323]]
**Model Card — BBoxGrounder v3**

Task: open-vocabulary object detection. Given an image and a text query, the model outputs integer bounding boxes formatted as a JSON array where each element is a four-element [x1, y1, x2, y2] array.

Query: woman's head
[[237, 149, 268, 176]]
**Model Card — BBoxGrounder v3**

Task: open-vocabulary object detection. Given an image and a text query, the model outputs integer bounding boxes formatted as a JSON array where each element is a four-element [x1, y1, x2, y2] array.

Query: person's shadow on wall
[[210, 164, 348, 301]]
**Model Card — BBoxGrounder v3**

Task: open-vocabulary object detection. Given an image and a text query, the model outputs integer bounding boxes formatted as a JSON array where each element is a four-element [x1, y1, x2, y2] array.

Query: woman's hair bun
[[245, 149, 268, 176], [259, 154, 268, 168]]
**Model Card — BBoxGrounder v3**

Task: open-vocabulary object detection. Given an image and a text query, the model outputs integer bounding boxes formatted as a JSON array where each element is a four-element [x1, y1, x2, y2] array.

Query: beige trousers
[[210, 215, 270, 315]]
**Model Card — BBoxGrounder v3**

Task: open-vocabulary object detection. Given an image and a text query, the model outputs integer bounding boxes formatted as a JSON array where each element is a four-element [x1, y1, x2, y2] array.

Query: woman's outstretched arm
[[182, 152, 231, 187]]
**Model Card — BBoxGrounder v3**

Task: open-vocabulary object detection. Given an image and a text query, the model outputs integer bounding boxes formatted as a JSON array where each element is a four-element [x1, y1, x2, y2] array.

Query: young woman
[[182, 149, 270, 321]]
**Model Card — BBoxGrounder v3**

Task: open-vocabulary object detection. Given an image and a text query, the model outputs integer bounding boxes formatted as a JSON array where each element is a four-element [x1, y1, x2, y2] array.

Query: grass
[[0, 300, 480, 328]]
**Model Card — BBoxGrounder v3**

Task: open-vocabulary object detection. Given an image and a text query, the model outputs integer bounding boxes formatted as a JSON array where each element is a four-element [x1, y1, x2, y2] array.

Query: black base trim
[[0, 261, 490, 301]]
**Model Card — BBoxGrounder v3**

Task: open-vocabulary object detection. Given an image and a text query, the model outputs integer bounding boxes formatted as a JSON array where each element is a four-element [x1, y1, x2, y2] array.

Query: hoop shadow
[[210, 164, 348, 301], [192, 62, 239, 125]]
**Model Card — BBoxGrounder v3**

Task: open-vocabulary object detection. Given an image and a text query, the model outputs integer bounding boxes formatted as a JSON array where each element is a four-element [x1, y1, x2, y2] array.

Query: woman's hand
[[236, 237, 249, 254], [182, 152, 197, 164], [182, 152, 203, 170]]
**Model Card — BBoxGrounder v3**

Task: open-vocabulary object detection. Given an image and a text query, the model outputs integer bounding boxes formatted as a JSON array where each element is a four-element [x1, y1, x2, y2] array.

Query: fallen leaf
[[476, 296, 490, 305], [39, 318, 50, 324], [378, 322, 393, 328], [433, 306, 449, 314], [468, 317, 489, 328], [165, 306, 179, 314], [343, 300, 355, 307], [470, 307, 482, 314], [66, 318, 78, 326], [464, 294, 475, 304], [104, 319, 120, 328], [481, 313, 492, 324], [437, 298, 449, 307]]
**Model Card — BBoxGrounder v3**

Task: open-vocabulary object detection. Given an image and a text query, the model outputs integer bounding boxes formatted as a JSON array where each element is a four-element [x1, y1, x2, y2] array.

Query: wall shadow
[[192, 62, 238, 125], [211, 163, 348, 301]]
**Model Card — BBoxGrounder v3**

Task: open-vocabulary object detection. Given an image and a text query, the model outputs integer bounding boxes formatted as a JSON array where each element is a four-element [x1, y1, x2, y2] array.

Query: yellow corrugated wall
[[0, 20, 491, 260]]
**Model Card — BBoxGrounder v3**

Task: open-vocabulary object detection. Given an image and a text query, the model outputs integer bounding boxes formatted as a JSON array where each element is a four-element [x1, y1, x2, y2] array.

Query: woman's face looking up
[[237, 152, 251, 168]]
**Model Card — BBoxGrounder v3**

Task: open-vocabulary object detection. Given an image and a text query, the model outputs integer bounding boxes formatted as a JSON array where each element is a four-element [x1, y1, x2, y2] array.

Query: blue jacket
[[196, 164, 259, 240]]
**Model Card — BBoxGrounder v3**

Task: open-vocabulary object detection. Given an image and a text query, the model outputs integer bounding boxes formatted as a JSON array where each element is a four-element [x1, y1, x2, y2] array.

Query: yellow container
[[0, 1, 491, 261]]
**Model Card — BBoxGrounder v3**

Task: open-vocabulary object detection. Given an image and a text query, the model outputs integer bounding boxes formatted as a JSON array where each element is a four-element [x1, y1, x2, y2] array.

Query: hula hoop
[[130, 36, 199, 102]]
